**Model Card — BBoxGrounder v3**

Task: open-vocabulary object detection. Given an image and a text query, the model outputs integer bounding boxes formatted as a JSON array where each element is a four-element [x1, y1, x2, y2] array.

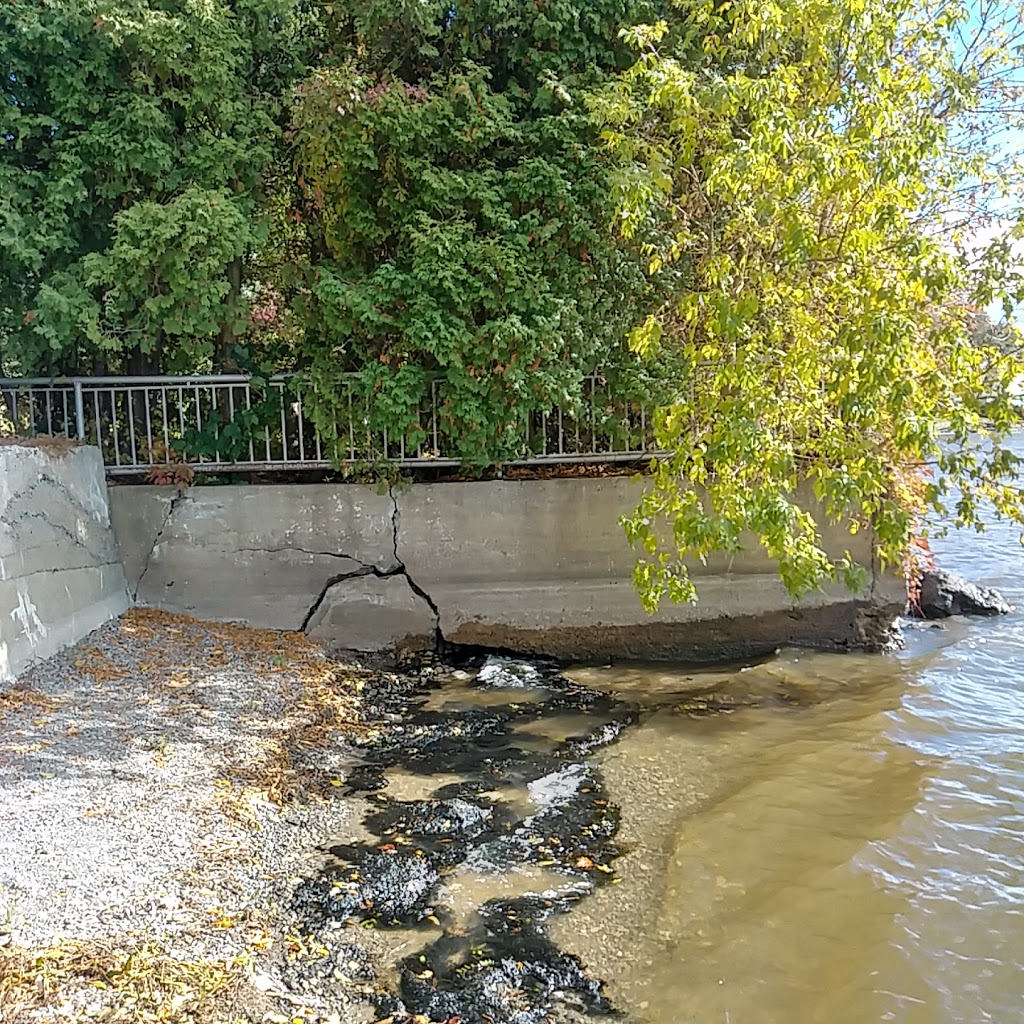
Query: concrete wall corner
[[0, 444, 130, 682]]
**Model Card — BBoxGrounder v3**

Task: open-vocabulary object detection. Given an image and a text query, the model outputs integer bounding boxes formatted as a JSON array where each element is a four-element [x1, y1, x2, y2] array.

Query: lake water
[[550, 443, 1024, 1022]]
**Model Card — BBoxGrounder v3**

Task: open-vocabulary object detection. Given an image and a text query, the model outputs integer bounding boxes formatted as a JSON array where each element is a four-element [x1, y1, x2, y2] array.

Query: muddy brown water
[[300, 445, 1024, 1022], [547, 495, 1024, 1021]]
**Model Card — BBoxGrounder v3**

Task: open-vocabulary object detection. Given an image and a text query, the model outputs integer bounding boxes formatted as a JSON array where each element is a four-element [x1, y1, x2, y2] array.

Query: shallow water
[[550, 456, 1024, 1022]]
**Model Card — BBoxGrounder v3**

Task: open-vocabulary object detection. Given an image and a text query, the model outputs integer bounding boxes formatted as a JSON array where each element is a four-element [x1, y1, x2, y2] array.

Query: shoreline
[[1, 611, 633, 1024]]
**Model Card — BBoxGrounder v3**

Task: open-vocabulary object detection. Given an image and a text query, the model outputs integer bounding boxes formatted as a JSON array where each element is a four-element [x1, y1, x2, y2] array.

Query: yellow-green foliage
[[595, 0, 1024, 606]]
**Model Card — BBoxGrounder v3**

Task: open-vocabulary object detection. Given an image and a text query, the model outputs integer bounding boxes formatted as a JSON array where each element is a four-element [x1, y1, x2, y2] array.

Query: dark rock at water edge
[[385, 894, 611, 1024], [286, 659, 632, 1024], [912, 569, 1012, 619]]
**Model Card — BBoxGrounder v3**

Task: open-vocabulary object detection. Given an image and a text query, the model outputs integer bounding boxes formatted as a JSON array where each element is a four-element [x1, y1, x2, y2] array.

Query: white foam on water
[[476, 656, 543, 688]]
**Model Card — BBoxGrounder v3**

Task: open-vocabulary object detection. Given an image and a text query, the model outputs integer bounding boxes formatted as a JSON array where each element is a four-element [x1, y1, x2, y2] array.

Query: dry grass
[[0, 940, 247, 1024], [0, 436, 80, 458]]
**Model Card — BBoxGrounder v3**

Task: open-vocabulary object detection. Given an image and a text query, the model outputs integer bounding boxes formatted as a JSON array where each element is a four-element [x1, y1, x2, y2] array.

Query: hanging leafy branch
[[595, 0, 1024, 608]]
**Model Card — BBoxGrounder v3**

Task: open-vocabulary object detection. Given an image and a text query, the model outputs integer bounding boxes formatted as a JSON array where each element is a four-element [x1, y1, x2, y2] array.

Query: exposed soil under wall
[[446, 597, 905, 663]]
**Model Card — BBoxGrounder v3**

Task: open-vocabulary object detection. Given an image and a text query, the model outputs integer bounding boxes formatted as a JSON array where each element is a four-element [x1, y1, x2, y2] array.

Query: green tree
[[290, 0, 653, 465], [0, 0, 310, 378], [596, 0, 1024, 608]]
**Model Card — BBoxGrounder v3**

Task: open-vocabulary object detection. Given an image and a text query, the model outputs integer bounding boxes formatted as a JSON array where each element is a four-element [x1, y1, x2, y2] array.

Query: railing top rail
[[0, 370, 618, 388], [0, 374, 297, 387]]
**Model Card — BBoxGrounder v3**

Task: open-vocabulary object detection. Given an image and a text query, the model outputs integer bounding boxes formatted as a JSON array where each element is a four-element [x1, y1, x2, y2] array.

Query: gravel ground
[[0, 609, 392, 1024]]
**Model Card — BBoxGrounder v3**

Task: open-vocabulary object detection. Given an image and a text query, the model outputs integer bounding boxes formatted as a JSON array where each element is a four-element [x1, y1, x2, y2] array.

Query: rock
[[913, 569, 1012, 619]]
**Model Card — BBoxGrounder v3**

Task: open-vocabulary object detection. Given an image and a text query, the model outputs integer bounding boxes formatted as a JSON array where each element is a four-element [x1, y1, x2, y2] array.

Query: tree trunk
[[216, 255, 244, 372], [126, 339, 163, 456]]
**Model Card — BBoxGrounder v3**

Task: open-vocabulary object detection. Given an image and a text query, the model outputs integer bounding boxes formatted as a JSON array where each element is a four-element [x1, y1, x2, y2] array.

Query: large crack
[[297, 487, 442, 648], [11, 510, 108, 564], [133, 490, 189, 602], [1, 559, 126, 584], [299, 564, 390, 633], [238, 546, 368, 561], [390, 484, 443, 643], [2, 475, 113, 563]]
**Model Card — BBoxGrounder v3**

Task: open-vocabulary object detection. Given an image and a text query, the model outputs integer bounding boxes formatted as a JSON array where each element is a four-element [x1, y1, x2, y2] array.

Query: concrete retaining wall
[[109, 479, 903, 661], [0, 445, 130, 682]]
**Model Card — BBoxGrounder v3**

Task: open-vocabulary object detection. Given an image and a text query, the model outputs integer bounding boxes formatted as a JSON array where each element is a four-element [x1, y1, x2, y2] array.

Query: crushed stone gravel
[[0, 609, 392, 1023]]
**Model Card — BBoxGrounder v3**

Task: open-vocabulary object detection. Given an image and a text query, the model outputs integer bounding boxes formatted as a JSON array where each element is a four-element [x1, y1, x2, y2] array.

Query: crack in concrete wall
[[2, 475, 114, 572], [5, 560, 125, 583], [296, 487, 442, 646], [388, 484, 442, 642], [238, 546, 363, 560], [2, 446, 130, 681], [109, 478, 903, 660], [132, 490, 188, 602]]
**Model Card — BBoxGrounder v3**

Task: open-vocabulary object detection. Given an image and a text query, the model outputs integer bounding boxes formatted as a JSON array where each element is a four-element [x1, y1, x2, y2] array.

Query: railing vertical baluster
[[590, 377, 597, 452], [432, 380, 439, 456], [313, 386, 323, 461], [193, 384, 203, 464], [263, 386, 272, 461], [365, 394, 372, 461], [278, 382, 287, 463], [245, 384, 256, 463], [295, 390, 305, 462], [127, 388, 138, 467], [226, 384, 236, 464], [211, 384, 221, 464], [111, 389, 122, 466], [93, 391, 104, 454], [144, 386, 154, 463], [348, 389, 355, 460], [161, 387, 170, 455]]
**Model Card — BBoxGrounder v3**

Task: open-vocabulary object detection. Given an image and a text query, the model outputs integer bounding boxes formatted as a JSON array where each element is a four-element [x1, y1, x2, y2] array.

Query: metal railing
[[0, 374, 661, 473]]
